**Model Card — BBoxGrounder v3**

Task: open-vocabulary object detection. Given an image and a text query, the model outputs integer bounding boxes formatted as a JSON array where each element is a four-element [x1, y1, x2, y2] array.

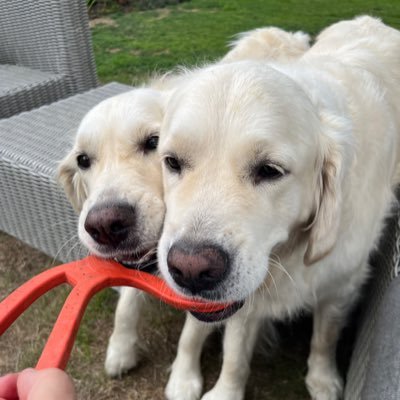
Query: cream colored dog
[[58, 27, 310, 379], [159, 16, 400, 400], [58, 88, 166, 377]]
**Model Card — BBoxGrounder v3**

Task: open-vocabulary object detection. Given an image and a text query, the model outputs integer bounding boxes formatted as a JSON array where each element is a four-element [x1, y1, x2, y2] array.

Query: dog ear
[[57, 152, 87, 212], [304, 113, 352, 265]]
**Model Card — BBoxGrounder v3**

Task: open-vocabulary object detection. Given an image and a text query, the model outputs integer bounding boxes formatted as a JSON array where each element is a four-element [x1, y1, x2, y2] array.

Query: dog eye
[[165, 156, 181, 173], [77, 153, 91, 170], [253, 163, 285, 184], [142, 135, 159, 153]]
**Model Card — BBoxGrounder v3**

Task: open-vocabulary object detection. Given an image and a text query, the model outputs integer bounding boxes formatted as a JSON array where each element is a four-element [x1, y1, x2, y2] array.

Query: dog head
[[58, 88, 165, 268], [158, 61, 351, 303]]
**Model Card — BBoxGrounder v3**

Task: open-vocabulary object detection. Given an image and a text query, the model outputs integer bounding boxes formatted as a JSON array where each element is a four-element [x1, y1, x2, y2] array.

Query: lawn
[[1, 1, 400, 399], [91, 0, 400, 84]]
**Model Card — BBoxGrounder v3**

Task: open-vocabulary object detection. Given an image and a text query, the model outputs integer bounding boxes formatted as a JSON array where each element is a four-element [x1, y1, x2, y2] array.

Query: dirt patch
[[0, 232, 309, 399], [108, 48, 122, 54], [177, 7, 218, 13], [130, 49, 143, 56], [153, 49, 171, 56], [152, 8, 171, 20], [90, 17, 118, 28]]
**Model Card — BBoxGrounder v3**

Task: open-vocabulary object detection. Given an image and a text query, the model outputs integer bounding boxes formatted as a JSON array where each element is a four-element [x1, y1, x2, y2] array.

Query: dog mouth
[[190, 299, 245, 323], [115, 249, 158, 273]]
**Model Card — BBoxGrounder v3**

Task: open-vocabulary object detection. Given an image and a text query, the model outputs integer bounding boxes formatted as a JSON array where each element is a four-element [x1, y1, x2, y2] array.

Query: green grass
[[91, 0, 400, 84], [2, 4, 399, 398]]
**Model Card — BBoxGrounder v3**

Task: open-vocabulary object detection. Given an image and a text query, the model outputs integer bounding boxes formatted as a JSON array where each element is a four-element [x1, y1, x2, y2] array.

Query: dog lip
[[190, 300, 245, 323], [115, 250, 158, 273]]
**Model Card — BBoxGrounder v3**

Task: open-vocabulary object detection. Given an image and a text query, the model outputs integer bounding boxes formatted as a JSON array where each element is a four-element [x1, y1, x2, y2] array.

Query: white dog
[[158, 16, 400, 400], [58, 88, 166, 377], [58, 27, 310, 379]]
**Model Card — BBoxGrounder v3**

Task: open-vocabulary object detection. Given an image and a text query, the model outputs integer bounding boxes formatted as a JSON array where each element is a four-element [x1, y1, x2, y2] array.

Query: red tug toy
[[0, 256, 231, 370]]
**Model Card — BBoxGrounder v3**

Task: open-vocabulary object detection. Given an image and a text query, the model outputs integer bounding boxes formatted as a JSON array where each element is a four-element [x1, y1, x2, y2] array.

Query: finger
[[0, 373, 19, 400], [18, 368, 76, 400]]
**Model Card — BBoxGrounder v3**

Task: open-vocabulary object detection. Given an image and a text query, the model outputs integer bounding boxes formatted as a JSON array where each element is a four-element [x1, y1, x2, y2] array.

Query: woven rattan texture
[[0, 83, 132, 262], [0, 65, 69, 119], [0, 0, 98, 117], [344, 200, 400, 399]]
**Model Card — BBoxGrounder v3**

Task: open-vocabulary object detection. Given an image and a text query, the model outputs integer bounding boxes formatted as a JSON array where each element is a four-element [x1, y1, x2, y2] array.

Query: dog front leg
[[166, 313, 215, 400], [202, 312, 262, 400], [105, 287, 144, 377], [306, 302, 347, 400]]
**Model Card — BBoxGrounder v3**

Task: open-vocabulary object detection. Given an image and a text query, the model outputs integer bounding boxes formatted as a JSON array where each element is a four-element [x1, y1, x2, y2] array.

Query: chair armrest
[[361, 276, 400, 400], [344, 198, 400, 400], [0, 0, 98, 95]]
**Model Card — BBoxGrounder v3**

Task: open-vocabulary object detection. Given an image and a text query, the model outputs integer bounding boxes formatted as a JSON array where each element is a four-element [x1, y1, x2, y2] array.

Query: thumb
[[0, 373, 19, 400], [17, 368, 76, 400]]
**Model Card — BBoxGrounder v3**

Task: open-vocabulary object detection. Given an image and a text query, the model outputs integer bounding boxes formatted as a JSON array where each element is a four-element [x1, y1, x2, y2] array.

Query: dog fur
[[58, 26, 310, 379], [158, 16, 400, 400], [58, 88, 166, 376]]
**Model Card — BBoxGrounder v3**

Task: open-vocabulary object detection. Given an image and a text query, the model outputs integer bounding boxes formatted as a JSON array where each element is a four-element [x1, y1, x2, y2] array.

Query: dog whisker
[[51, 234, 81, 265], [268, 253, 296, 288], [260, 271, 274, 300]]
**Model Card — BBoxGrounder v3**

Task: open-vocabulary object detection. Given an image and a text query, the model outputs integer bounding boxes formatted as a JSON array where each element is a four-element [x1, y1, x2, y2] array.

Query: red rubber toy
[[0, 256, 230, 370]]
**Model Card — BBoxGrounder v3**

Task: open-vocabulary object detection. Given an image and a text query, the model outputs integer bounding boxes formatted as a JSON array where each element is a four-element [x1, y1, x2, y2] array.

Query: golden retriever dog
[[58, 27, 310, 378], [58, 88, 166, 377], [158, 16, 400, 400], [222, 26, 309, 63]]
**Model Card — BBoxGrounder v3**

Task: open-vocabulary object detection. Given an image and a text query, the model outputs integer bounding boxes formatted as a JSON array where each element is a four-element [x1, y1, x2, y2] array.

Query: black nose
[[167, 242, 229, 294], [84, 203, 136, 247]]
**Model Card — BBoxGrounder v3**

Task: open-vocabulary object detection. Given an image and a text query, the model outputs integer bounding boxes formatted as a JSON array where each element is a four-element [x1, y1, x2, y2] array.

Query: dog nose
[[167, 242, 229, 294], [84, 203, 136, 247]]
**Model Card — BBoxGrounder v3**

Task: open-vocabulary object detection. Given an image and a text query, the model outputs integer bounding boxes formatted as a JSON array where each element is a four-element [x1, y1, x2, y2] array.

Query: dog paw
[[306, 367, 343, 400], [104, 334, 139, 378], [165, 368, 203, 400], [201, 384, 245, 400]]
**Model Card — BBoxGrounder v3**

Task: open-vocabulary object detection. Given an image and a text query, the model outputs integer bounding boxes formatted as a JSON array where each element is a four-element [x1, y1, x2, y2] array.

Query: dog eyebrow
[[74, 148, 95, 159], [247, 142, 293, 168], [159, 134, 197, 162]]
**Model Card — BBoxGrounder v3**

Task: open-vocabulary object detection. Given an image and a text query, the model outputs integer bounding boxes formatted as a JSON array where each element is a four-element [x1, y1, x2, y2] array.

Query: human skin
[[0, 368, 76, 400]]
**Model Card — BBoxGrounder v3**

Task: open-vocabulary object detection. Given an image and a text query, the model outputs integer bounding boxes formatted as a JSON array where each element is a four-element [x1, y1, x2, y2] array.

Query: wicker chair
[[344, 203, 400, 400], [0, 3, 399, 399], [0, 82, 133, 262], [0, 0, 98, 119], [0, 1, 132, 262]]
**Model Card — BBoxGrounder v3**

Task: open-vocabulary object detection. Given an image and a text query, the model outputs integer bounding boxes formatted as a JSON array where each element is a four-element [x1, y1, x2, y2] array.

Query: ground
[[1, 0, 399, 398], [89, 0, 400, 84], [0, 230, 310, 399]]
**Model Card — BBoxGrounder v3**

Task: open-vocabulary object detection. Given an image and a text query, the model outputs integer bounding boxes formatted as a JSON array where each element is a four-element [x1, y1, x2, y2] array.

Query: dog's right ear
[[303, 139, 343, 265], [57, 152, 86, 212], [303, 111, 353, 265]]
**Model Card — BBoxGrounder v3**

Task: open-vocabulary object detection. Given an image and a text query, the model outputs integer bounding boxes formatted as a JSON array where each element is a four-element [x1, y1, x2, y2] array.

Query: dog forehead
[[77, 88, 162, 146], [162, 62, 318, 153]]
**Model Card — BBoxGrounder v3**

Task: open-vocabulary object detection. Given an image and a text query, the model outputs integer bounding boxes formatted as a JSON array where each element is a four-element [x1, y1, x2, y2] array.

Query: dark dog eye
[[165, 156, 181, 173], [77, 153, 91, 170], [253, 163, 285, 184], [142, 135, 159, 153]]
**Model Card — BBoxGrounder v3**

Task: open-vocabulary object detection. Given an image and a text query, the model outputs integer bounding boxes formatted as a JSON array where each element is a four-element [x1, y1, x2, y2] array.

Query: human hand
[[0, 368, 76, 400]]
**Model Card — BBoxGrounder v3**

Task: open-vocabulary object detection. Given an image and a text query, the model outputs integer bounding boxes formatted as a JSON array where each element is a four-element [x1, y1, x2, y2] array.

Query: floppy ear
[[304, 113, 352, 265], [57, 152, 87, 213]]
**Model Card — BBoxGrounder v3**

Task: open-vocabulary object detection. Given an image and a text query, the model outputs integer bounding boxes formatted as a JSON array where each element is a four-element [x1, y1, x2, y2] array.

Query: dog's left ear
[[304, 112, 352, 265], [57, 151, 87, 212]]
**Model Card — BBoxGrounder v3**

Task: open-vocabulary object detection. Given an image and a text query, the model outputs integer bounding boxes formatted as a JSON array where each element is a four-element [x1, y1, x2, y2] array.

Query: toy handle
[[36, 277, 104, 370], [0, 256, 233, 370], [0, 266, 66, 336]]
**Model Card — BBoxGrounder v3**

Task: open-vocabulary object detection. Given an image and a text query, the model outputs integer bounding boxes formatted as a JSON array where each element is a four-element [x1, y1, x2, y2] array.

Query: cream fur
[[58, 88, 166, 377], [57, 26, 310, 381], [159, 16, 400, 400]]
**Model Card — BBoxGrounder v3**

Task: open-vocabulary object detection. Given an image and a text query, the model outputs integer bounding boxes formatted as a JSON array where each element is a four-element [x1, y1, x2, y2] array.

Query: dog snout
[[167, 242, 230, 294], [84, 203, 136, 247]]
